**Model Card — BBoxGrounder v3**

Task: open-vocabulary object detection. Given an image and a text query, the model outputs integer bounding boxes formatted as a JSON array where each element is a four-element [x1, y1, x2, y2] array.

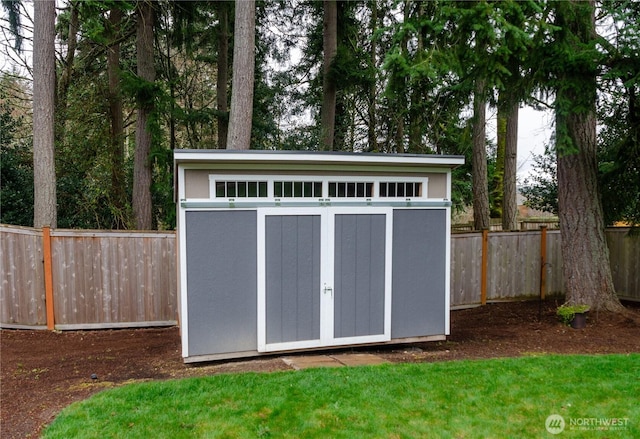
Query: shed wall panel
[[391, 209, 446, 337], [186, 211, 257, 355]]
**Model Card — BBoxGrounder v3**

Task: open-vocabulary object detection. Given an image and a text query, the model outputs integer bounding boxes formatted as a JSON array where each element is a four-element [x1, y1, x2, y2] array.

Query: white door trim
[[257, 207, 392, 353]]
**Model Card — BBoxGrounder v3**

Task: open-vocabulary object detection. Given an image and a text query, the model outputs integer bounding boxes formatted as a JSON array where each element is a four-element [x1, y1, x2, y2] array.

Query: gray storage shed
[[175, 150, 464, 362]]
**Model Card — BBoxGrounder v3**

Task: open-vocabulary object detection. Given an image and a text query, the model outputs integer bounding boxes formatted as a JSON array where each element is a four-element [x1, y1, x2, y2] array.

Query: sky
[[515, 106, 553, 180]]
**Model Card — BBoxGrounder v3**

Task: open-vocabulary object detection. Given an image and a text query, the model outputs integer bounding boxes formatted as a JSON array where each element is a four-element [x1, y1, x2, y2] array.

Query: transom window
[[329, 182, 374, 198], [274, 181, 322, 198], [379, 182, 422, 198], [210, 176, 428, 200], [215, 181, 268, 198]]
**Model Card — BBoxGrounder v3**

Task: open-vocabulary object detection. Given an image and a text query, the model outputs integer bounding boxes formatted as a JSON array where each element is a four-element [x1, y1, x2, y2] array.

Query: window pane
[[248, 182, 258, 197], [347, 182, 355, 197], [366, 183, 373, 197], [216, 182, 226, 197], [294, 181, 303, 197], [329, 183, 336, 197], [406, 183, 414, 197], [314, 182, 323, 197], [226, 181, 236, 197], [259, 182, 267, 197], [238, 181, 247, 197], [356, 182, 364, 197]]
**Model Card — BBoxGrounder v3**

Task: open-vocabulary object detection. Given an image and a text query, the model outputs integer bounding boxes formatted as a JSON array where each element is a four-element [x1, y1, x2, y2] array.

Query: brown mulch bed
[[2, 300, 639, 438]]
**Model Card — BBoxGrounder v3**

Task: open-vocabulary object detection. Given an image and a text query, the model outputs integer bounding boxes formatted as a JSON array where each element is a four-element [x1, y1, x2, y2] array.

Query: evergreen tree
[[32, 0, 57, 228], [550, 0, 623, 312]]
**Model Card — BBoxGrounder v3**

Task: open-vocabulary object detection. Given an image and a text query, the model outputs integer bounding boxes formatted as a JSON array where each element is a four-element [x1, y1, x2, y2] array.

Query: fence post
[[540, 226, 547, 301], [481, 228, 488, 305], [43, 226, 55, 330]]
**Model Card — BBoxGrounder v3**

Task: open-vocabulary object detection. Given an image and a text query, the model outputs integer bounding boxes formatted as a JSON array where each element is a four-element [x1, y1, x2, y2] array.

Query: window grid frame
[[209, 175, 429, 201]]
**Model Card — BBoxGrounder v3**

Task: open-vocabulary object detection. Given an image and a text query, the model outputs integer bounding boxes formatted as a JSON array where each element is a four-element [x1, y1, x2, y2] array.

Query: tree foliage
[[0, 73, 33, 226], [520, 146, 558, 215], [0, 0, 638, 232]]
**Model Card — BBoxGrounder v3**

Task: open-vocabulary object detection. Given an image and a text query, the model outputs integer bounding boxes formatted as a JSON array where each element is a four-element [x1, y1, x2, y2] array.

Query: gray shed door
[[264, 214, 321, 345], [258, 208, 392, 352], [333, 214, 386, 339]]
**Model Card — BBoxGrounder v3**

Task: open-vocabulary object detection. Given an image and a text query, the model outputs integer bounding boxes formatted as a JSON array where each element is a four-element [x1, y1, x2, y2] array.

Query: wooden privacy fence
[[1, 224, 638, 329], [1, 224, 177, 329], [451, 228, 564, 308], [450, 227, 640, 307]]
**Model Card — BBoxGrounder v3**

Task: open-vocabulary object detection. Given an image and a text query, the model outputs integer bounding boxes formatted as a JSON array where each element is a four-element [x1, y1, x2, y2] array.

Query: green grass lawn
[[43, 354, 639, 438]]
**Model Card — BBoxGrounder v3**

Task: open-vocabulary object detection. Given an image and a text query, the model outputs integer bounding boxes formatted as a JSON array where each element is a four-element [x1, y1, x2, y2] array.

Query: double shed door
[[257, 207, 393, 352]]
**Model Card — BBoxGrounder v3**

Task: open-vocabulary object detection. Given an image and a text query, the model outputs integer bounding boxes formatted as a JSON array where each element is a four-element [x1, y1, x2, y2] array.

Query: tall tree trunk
[[408, 1, 425, 153], [226, 0, 255, 150], [393, 0, 410, 154], [495, 93, 519, 229], [367, 0, 377, 152], [502, 101, 518, 231], [408, 90, 422, 153], [55, 0, 78, 147], [320, 0, 337, 151], [107, 6, 127, 228], [493, 100, 506, 218], [216, 1, 229, 149], [555, 0, 622, 312], [133, 0, 155, 229], [33, 0, 57, 228], [472, 79, 490, 231], [163, 5, 176, 153]]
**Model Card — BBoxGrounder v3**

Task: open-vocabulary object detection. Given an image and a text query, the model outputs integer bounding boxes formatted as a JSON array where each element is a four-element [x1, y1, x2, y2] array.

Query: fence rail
[[452, 218, 560, 233], [1, 224, 638, 329]]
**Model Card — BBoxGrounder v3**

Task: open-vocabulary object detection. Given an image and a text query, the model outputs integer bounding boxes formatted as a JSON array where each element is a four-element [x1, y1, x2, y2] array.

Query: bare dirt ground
[[2, 300, 639, 439]]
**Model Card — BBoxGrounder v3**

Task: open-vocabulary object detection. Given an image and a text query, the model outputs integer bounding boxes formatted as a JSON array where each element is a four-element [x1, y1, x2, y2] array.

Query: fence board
[[487, 231, 541, 301], [607, 229, 640, 301], [0, 225, 46, 327], [545, 230, 564, 295], [450, 233, 482, 307], [48, 230, 177, 328]]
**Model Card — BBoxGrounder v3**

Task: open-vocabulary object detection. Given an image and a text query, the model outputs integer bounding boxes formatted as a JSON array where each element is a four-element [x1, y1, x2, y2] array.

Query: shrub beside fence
[[1, 224, 638, 329]]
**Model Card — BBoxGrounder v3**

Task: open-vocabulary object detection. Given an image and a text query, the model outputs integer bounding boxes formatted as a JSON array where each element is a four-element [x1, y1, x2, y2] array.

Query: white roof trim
[[174, 150, 464, 168]]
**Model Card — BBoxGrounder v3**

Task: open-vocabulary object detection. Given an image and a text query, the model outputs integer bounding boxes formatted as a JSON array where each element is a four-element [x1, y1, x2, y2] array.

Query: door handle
[[323, 284, 333, 297]]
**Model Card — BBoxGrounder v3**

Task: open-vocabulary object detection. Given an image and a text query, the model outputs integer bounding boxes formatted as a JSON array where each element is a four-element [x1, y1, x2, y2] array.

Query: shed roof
[[174, 149, 464, 171]]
